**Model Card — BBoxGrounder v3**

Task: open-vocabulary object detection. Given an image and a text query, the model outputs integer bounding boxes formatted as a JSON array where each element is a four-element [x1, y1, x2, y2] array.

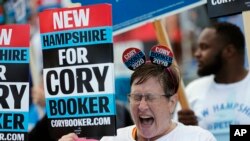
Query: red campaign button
[[149, 45, 173, 68], [122, 47, 146, 70]]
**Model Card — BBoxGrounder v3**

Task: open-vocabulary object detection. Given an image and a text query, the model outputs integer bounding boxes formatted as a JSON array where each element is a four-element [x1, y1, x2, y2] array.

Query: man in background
[[178, 22, 250, 141]]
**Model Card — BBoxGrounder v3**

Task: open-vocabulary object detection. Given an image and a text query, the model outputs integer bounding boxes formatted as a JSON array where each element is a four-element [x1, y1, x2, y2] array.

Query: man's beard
[[197, 51, 223, 76]]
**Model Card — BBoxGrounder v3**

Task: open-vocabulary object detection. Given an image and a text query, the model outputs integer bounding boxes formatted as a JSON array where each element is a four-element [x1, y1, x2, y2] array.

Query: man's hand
[[177, 109, 198, 125]]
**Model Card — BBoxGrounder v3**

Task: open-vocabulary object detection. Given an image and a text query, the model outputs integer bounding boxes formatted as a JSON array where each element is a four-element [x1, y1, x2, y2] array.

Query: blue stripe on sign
[[41, 26, 113, 49], [0, 111, 29, 132], [0, 48, 29, 63], [46, 94, 116, 118]]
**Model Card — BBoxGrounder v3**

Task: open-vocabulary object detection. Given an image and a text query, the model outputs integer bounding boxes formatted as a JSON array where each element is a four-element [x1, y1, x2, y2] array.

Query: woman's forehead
[[131, 77, 163, 91]]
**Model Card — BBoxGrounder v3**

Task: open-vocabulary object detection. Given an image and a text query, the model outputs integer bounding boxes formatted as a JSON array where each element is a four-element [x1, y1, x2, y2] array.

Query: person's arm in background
[[28, 83, 56, 141], [31, 84, 46, 107]]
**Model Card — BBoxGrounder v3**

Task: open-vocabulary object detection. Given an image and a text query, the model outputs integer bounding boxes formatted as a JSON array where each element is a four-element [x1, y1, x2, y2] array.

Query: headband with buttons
[[122, 45, 174, 70]]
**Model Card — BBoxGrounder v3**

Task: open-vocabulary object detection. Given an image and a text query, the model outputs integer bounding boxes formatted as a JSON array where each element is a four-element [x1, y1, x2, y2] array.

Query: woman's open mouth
[[139, 116, 154, 126]]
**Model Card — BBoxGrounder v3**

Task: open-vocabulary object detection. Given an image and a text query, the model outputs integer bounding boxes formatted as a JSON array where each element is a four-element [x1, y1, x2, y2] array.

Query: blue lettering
[[207, 120, 238, 131], [202, 109, 209, 117]]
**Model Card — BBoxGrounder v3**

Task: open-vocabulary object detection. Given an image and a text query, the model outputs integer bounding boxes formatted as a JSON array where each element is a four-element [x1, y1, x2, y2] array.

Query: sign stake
[[242, 11, 250, 65], [153, 19, 190, 109]]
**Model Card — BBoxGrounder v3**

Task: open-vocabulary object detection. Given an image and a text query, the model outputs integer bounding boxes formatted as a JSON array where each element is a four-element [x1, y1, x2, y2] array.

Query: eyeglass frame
[[127, 93, 169, 104]]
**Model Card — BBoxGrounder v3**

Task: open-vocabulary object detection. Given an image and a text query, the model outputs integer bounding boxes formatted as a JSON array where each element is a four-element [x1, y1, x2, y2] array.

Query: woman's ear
[[169, 94, 178, 114]]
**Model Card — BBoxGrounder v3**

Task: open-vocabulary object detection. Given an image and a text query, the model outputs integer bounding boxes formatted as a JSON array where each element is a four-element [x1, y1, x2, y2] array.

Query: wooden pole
[[242, 11, 250, 65], [153, 19, 190, 109]]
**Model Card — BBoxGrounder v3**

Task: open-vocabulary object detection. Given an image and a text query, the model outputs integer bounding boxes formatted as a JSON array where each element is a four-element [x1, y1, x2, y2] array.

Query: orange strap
[[132, 127, 137, 140]]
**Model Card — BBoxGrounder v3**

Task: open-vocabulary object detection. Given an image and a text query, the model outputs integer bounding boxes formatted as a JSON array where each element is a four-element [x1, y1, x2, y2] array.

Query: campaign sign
[[207, 0, 250, 18], [72, 0, 206, 35], [39, 4, 116, 139], [0, 25, 30, 141]]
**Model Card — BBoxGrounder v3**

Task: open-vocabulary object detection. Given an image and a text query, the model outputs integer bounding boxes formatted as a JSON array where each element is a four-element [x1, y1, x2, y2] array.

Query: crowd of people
[[1, 1, 248, 141]]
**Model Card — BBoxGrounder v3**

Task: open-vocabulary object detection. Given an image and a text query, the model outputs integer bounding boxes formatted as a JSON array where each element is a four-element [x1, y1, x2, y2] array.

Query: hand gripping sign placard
[[39, 4, 116, 139], [0, 24, 30, 141]]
